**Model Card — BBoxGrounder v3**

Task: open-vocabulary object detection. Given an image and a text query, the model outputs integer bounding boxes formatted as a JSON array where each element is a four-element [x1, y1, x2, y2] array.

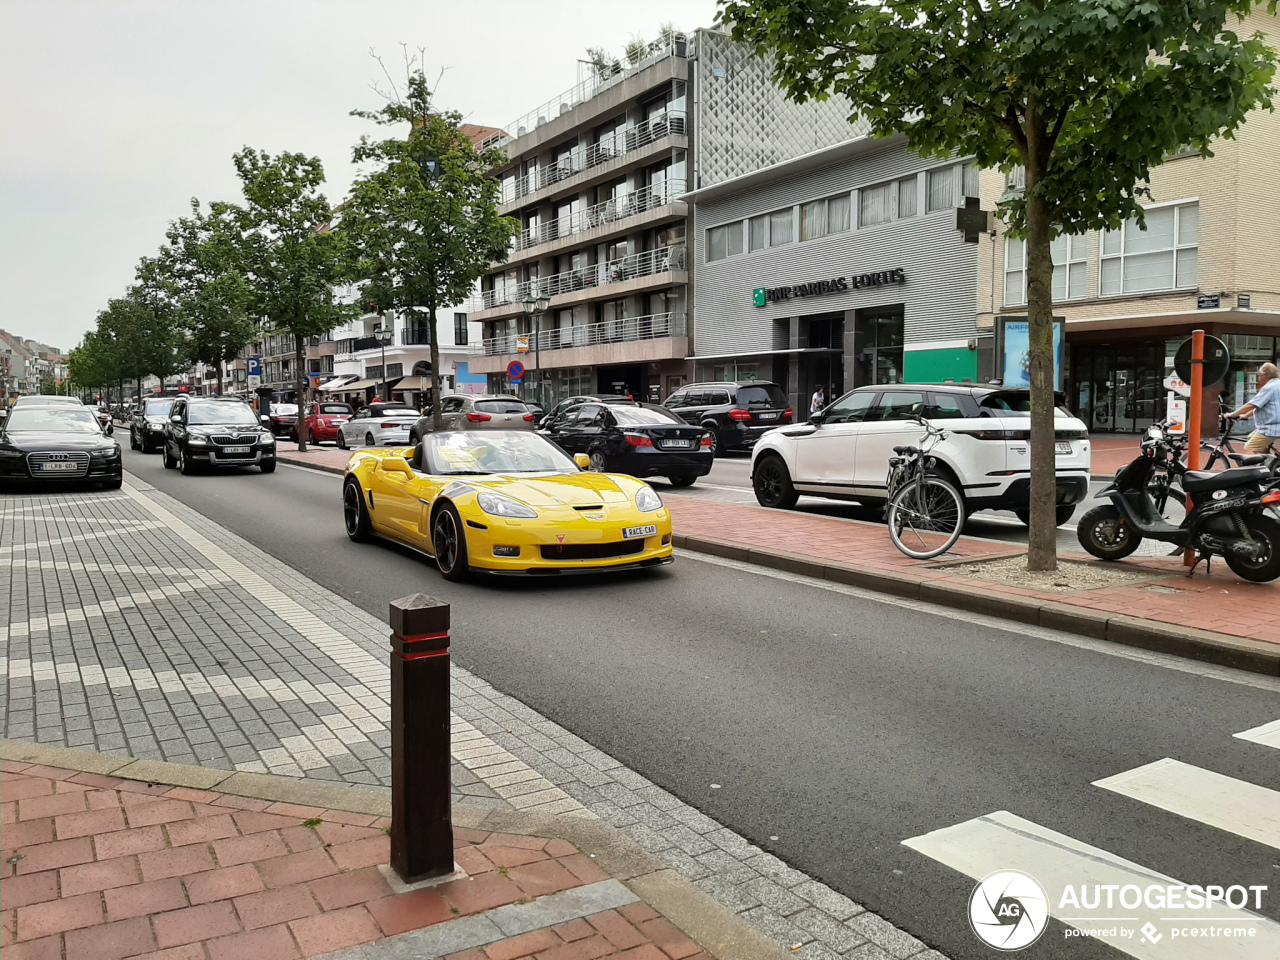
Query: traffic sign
[[507, 360, 525, 380], [246, 356, 263, 389], [1174, 335, 1230, 385]]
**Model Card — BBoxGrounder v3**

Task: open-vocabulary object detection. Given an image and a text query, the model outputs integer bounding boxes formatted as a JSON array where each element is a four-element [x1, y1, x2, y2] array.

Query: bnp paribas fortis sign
[[754, 268, 906, 307]]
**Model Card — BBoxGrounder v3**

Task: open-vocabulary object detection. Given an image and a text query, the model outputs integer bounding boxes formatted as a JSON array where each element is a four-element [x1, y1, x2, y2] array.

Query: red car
[[301, 402, 354, 443]]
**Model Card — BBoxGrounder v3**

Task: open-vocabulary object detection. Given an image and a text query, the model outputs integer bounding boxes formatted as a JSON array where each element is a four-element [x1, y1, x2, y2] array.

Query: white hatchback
[[750, 385, 1091, 525]]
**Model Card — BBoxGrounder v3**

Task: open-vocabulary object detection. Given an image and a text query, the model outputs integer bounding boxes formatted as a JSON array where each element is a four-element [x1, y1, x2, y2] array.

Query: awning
[[333, 378, 378, 391], [317, 376, 356, 391], [390, 376, 431, 391]]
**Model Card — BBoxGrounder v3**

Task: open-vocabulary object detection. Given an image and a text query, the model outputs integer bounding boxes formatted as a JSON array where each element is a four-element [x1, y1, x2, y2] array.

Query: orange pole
[[1183, 329, 1204, 565]]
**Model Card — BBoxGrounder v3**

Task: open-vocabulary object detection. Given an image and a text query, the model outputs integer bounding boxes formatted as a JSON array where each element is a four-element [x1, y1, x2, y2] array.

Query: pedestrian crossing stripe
[[1235, 718, 1280, 750], [903, 810, 1280, 959], [1093, 759, 1280, 851]]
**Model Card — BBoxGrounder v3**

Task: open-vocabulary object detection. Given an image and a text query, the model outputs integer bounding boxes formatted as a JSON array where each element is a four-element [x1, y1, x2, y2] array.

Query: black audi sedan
[[0, 404, 123, 489], [162, 397, 277, 475], [538, 401, 713, 487]]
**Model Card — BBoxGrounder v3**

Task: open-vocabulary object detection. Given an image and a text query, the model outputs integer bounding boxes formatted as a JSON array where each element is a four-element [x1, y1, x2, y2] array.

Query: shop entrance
[[1068, 342, 1163, 433]]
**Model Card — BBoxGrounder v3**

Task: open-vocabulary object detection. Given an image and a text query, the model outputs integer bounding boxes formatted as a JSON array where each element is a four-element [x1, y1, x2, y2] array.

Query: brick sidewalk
[[0, 758, 712, 960]]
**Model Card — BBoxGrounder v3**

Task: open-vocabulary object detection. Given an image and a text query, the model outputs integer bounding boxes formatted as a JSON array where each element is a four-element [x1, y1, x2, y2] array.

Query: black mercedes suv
[[663, 381, 792, 455], [162, 398, 277, 475]]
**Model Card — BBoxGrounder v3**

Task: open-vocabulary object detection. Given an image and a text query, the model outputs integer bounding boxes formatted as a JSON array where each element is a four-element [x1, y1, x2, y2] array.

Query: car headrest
[[409, 442, 425, 471]]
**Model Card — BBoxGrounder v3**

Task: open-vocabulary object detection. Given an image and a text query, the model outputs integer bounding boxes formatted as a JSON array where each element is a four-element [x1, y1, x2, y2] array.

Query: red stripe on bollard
[[396, 647, 449, 661], [396, 631, 450, 643]]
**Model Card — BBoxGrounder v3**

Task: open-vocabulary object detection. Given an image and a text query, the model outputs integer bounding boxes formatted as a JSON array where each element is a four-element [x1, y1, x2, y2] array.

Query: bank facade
[[688, 136, 984, 415]]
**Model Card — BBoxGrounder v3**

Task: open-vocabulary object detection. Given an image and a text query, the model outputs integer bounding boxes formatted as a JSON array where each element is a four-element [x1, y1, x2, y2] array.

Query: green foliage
[[232, 148, 353, 448], [73, 292, 186, 393], [720, 0, 1277, 569], [342, 66, 517, 426], [720, 0, 1276, 236], [153, 199, 258, 395]]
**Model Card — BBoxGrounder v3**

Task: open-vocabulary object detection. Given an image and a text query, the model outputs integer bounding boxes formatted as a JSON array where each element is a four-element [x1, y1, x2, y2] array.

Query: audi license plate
[[622, 524, 658, 539], [1055, 441, 1072, 455], [222, 446, 251, 454], [40, 462, 77, 472], [664, 439, 692, 448]]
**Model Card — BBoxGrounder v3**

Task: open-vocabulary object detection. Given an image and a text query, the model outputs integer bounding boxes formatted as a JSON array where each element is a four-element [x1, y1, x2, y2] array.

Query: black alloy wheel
[[336, 430, 348, 450], [703, 427, 720, 457], [432, 504, 468, 581], [308, 429, 317, 445], [260, 459, 276, 474], [163, 441, 177, 469], [178, 444, 197, 476], [1223, 514, 1280, 583], [365, 432, 376, 448], [753, 455, 799, 509], [668, 475, 697, 488], [129, 428, 140, 451], [588, 450, 608, 473], [343, 478, 372, 542]]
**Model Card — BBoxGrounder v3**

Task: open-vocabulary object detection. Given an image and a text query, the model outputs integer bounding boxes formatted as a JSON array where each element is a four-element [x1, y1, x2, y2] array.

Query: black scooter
[[1078, 422, 1280, 582]]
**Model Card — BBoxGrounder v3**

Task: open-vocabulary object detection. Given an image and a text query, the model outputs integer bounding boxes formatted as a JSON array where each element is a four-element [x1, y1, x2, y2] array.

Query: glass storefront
[[1068, 334, 1278, 433], [853, 306, 904, 386]]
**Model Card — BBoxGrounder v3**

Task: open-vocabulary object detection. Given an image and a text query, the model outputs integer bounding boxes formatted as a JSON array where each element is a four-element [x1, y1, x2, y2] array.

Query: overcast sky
[[0, 0, 720, 352]]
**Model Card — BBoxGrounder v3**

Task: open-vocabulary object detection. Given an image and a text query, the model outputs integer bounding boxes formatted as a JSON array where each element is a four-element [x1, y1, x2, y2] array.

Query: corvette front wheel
[[433, 504, 469, 581]]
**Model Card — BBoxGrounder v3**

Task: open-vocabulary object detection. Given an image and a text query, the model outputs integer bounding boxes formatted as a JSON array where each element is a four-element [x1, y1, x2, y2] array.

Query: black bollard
[[388, 594, 454, 883]]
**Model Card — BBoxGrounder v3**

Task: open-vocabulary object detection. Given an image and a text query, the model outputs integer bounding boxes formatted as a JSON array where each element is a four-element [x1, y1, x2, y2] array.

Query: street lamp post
[[522, 293, 551, 406], [376, 321, 394, 401]]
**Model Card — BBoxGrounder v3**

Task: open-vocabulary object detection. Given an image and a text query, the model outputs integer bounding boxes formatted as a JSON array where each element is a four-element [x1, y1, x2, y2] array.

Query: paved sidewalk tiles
[[2, 480, 946, 958], [0, 760, 716, 960]]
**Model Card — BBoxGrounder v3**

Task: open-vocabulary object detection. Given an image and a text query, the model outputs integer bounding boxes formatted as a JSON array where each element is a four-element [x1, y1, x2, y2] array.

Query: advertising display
[[997, 318, 1064, 390]]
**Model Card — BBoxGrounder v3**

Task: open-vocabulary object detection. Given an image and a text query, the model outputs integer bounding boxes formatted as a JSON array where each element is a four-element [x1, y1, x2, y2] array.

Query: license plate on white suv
[[622, 524, 658, 539], [1055, 441, 1071, 455]]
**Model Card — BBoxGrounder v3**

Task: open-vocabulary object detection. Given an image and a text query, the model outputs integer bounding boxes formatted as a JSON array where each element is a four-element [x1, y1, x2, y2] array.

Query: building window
[[1052, 233, 1088, 301], [706, 221, 743, 261], [1005, 232, 1091, 306], [859, 183, 892, 226], [768, 208, 794, 246], [853, 305, 905, 386], [926, 166, 956, 212], [802, 194, 851, 239], [748, 214, 767, 252], [897, 176, 918, 219], [1100, 202, 1198, 295], [454, 313, 468, 346]]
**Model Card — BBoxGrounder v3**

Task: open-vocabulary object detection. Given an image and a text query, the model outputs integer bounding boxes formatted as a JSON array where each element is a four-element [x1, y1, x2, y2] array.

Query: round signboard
[[1174, 335, 1230, 386], [507, 360, 525, 380]]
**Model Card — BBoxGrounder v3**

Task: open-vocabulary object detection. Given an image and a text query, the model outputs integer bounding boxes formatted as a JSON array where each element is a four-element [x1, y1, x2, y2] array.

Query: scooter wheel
[[1224, 514, 1280, 583], [1077, 505, 1142, 560]]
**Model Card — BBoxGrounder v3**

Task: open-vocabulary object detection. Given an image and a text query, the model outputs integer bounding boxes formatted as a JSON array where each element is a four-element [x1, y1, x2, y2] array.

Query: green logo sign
[[753, 288, 767, 307]]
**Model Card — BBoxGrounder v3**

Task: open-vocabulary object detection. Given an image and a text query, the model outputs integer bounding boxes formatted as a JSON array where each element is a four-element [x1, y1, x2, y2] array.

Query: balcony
[[474, 244, 686, 315], [479, 34, 689, 151], [468, 312, 689, 375], [510, 179, 686, 255], [500, 113, 687, 207]]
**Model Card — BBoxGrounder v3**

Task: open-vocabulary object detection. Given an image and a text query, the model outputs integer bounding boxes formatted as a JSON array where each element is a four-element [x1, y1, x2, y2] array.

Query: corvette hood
[[461, 472, 635, 506]]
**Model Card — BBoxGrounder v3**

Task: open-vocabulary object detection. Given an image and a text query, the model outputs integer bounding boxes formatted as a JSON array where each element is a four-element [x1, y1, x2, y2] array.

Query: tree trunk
[[1023, 168, 1058, 572], [295, 332, 308, 452], [216, 360, 223, 398], [428, 305, 443, 430]]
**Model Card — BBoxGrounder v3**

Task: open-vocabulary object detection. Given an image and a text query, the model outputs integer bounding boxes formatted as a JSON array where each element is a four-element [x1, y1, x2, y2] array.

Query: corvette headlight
[[476, 490, 538, 519], [635, 485, 663, 513]]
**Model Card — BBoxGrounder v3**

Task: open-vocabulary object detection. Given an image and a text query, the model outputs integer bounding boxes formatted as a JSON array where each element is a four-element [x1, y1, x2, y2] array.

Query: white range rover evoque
[[749, 383, 1092, 525]]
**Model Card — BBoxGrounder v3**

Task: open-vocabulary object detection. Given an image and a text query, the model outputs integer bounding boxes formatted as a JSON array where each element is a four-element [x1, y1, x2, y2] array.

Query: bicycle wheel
[[887, 477, 965, 559]]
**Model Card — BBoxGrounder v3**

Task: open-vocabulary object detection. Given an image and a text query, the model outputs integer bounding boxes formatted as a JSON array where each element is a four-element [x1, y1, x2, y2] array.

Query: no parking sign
[[507, 360, 524, 382]]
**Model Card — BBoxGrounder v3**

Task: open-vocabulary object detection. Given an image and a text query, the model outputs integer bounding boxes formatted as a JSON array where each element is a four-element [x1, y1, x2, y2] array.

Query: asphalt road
[[122, 445, 1278, 960]]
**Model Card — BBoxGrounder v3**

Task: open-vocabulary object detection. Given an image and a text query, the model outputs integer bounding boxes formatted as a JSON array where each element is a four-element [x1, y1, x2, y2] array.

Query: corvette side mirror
[[381, 457, 415, 477], [574, 453, 591, 470]]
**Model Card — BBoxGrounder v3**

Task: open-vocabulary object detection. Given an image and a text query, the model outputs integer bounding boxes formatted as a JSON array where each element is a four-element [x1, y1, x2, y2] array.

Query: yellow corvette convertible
[[342, 430, 673, 579]]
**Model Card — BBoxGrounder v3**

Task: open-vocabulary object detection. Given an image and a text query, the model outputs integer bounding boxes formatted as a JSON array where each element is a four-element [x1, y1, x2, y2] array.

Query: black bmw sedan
[[538, 401, 713, 486], [0, 404, 123, 489]]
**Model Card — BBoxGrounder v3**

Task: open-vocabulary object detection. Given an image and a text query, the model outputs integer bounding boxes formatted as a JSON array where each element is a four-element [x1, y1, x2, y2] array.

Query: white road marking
[[1093, 758, 1280, 850], [1235, 718, 1280, 750], [903, 810, 1280, 959], [677, 550, 1280, 693]]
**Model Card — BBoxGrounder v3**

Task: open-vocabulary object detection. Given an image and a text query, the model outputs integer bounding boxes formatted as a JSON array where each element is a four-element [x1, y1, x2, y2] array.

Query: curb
[[0, 739, 790, 960], [277, 453, 348, 476], [673, 533, 1280, 677]]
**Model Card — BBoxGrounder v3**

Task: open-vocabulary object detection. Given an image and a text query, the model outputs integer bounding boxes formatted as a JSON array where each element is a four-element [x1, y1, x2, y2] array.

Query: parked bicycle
[[886, 416, 965, 559]]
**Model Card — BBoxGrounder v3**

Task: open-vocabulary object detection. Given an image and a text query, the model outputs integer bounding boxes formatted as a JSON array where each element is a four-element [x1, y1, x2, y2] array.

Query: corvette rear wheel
[[343, 479, 372, 542], [433, 504, 469, 581]]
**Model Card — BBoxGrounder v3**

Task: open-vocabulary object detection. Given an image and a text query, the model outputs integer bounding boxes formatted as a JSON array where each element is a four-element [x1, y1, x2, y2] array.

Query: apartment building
[[978, 8, 1280, 433], [470, 27, 861, 404], [0, 330, 65, 397]]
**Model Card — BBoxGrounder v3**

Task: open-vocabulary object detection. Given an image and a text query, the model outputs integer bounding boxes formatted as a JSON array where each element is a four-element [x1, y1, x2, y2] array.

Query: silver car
[[408, 395, 534, 443], [336, 402, 419, 449]]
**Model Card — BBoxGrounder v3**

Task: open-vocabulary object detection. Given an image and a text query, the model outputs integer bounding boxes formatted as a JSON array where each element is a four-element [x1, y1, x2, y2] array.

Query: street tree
[[343, 66, 517, 430], [93, 290, 186, 402], [233, 148, 351, 451], [720, 0, 1277, 570], [156, 200, 257, 397]]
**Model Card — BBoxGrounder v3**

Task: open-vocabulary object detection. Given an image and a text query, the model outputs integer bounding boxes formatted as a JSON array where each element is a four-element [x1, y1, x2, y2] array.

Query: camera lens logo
[[969, 870, 1049, 951]]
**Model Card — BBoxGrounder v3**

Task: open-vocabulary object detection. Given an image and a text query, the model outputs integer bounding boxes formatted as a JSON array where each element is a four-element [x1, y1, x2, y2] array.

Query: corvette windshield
[[425, 431, 576, 475]]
